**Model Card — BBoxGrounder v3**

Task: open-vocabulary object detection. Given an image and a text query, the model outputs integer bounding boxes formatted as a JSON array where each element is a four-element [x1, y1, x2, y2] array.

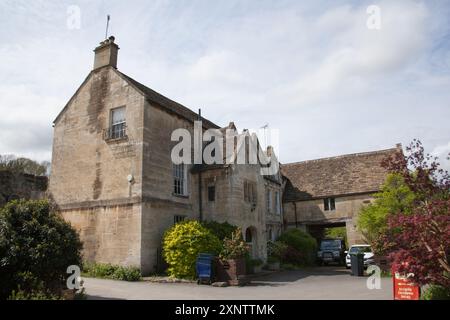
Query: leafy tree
[[0, 200, 82, 299], [0, 154, 50, 176], [369, 139, 450, 291], [277, 229, 317, 266], [379, 199, 450, 288], [381, 139, 449, 201], [324, 226, 348, 247], [202, 221, 238, 241], [357, 173, 416, 245], [163, 220, 221, 279]]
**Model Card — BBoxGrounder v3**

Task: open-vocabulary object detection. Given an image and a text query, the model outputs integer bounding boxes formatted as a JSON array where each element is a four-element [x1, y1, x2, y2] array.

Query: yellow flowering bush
[[163, 220, 222, 279]]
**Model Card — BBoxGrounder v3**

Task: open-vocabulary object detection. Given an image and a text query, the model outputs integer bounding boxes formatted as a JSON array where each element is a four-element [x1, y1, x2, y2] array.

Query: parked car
[[317, 238, 346, 265], [345, 244, 375, 269]]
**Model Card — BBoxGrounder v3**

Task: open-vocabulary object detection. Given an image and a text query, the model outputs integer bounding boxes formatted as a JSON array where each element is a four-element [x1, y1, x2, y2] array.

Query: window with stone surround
[[266, 189, 272, 213], [174, 215, 186, 224], [244, 180, 257, 204], [324, 197, 336, 211], [110, 106, 126, 139], [173, 164, 187, 196], [275, 190, 281, 214]]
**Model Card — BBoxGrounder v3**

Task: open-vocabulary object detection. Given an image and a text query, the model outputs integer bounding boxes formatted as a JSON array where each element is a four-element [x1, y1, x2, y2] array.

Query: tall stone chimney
[[93, 36, 119, 70]]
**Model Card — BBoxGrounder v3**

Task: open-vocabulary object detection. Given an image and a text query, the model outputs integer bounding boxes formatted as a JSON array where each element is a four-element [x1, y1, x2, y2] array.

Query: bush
[[421, 285, 450, 300], [8, 289, 62, 300], [202, 221, 238, 241], [277, 229, 317, 266], [267, 240, 288, 262], [82, 262, 141, 281], [0, 200, 82, 299], [163, 220, 222, 279], [219, 228, 249, 260]]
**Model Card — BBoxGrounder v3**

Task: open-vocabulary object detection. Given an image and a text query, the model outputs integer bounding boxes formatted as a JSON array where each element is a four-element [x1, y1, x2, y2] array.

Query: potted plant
[[217, 228, 249, 285]]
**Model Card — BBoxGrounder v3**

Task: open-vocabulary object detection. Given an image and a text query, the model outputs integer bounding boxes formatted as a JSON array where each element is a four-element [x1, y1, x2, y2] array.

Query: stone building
[[49, 37, 282, 274], [281, 145, 401, 245]]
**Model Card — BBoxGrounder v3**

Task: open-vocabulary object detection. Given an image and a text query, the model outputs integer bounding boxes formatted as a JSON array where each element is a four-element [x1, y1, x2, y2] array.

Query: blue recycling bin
[[196, 253, 215, 285]]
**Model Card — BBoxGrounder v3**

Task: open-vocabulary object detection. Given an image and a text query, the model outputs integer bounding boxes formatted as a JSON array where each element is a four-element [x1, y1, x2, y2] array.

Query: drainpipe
[[293, 201, 298, 228], [198, 108, 203, 221]]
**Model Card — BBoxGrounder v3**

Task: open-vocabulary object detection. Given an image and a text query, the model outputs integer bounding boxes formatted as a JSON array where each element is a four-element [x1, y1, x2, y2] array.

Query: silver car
[[345, 244, 375, 269]]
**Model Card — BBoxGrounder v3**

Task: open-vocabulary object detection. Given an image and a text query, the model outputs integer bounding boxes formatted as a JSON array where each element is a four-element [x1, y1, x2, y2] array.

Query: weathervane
[[105, 14, 110, 39]]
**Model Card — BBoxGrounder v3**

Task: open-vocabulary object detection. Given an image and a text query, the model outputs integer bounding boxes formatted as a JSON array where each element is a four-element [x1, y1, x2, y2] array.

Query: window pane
[[112, 107, 125, 124], [173, 164, 185, 195], [330, 198, 336, 210], [324, 198, 329, 211]]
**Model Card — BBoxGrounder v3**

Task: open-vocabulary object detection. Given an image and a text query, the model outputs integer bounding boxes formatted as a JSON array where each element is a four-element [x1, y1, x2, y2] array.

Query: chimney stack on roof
[[93, 36, 119, 70]]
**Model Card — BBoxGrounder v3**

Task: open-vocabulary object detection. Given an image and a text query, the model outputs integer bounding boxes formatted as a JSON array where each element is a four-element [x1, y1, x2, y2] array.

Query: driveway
[[84, 266, 392, 300]]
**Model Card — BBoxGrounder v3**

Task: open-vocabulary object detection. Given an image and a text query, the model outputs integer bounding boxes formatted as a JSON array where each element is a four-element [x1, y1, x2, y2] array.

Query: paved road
[[84, 266, 392, 300]]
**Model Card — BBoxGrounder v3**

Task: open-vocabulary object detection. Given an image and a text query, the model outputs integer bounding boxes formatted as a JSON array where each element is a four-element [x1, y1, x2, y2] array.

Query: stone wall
[[49, 66, 145, 271], [0, 170, 47, 206], [61, 203, 142, 267]]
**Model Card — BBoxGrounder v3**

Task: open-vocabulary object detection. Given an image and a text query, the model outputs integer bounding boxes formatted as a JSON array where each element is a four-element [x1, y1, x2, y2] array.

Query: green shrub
[[8, 289, 62, 300], [111, 266, 141, 281], [163, 220, 222, 279], [267, 240, 288, 262], [421, 285, 450, 300], [82, 262, 141, 281], [0, 199, 82, 299], [277, 229, 317, 266], [202, 221, 238, 241]]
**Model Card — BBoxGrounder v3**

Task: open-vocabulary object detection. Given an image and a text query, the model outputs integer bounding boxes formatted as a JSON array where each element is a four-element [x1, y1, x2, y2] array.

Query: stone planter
[[216, 258, 247, 285]]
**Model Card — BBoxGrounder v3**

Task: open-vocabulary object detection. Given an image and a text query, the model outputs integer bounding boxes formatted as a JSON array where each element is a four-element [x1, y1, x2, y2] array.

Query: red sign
[[393, 272, 421, 300]]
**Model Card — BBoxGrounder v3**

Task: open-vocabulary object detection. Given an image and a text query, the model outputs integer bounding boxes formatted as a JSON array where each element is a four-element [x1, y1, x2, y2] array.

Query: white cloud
[[0, 0, 449, 165]]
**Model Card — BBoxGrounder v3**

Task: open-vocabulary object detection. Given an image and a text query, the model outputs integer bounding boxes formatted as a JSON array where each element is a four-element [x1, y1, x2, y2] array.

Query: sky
[[0, 0, 449, 170]]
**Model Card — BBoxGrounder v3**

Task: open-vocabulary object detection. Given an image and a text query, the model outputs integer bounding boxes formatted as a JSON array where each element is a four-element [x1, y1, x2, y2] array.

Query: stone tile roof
[[117, 71, 220, 129], [282, 146, 402, 201], [53, 66, 220, 128]]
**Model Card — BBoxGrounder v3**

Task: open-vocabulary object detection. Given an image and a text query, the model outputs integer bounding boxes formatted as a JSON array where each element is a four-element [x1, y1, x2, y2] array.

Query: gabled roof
[[116, 71, 219, 129], [282, 146, 402, 201], [53, 66, 220, 129]]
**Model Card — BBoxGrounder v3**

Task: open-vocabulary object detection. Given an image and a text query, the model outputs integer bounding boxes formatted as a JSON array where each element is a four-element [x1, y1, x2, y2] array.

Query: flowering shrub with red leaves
[[385, 199, 450, 287], [381, 139, 450, 201], [376, 139, 450, 288]]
